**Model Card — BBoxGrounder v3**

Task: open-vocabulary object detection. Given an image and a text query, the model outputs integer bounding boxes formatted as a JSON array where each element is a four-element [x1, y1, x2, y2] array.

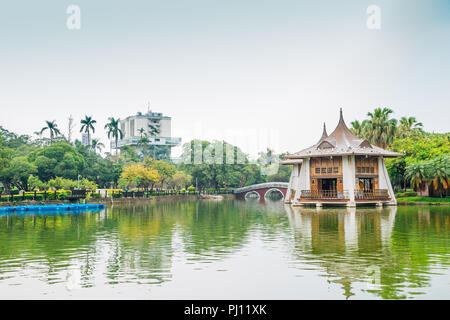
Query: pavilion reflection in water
[[284, 205, 397, 299]]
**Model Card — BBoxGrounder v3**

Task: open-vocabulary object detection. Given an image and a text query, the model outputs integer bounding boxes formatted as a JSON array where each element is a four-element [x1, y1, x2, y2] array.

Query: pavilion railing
[[300, 190, 349, 200], [300, 189, 389, 200], [354, 189, 389, 200]]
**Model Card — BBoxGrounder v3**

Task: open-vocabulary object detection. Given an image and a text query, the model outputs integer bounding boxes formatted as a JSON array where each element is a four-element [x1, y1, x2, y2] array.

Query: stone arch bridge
[[233, 182, 289, 201]]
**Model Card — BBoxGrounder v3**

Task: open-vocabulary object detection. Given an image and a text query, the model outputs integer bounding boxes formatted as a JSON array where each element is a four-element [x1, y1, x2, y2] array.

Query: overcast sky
[[1, 0, 449, 159]]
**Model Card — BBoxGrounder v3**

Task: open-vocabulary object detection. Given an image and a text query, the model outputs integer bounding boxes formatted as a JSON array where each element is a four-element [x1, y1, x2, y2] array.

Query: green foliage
[[40, 120, 61, 143], [144, 157, 177, 184], [179, 140, 266, 190], [29, 142, 85, 180], [349, 108, 449, 194], [27, 175, 46, 191], [390, 133, 450, 165]]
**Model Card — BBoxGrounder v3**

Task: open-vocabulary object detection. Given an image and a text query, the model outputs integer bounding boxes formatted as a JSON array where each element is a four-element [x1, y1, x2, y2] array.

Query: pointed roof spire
[[321, 122, 328, 139], [316, 122, 328, 144]]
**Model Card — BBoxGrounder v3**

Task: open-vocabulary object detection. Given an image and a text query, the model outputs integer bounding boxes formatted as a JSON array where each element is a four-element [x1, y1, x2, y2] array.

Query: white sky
[[0, 1, 449, 159]]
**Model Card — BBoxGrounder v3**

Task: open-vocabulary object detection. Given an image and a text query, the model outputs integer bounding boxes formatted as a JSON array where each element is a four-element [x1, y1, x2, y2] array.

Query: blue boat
[[0, 204, 105, 214]]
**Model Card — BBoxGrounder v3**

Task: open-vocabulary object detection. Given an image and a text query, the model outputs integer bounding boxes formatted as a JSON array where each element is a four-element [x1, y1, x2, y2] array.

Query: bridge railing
[[233, 182, 289, 194]]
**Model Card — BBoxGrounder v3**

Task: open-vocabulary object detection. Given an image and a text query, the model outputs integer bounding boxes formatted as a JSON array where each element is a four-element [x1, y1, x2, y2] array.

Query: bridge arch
[[264, 188, 285, 201], [233, 182, 289, 201], [244, 191, 261, 200]]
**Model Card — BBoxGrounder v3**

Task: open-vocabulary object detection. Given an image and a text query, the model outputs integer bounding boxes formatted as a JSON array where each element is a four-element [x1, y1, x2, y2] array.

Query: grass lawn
[[397, 196, 450, 203]]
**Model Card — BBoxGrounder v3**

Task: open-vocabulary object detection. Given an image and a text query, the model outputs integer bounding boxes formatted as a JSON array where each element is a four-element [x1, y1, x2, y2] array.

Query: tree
[[80, 116, 97, 146], [137, 135, 150, 159], [167, 170, 192, 189], [120, 163, 160, 190], [427, 156, 450, 197], [143, 157, 176, 187], [28, 142, 85, 181], [40, 120, 61, 144], [8, 157, 37, 191], [105, 117, 123, 157], [148, 120, 160, 137], [350, 120, 368, 138], [147, 120, 161, 159], [138, 128, 146, 138], [0, 146, 14, 192], [27, 175, 46, 191], [398, 117, 423, 138], [364, 108, 397, 148], [91, 138, 105, 154], [179, 140, 264, 190], [406, 162, 428, 191]]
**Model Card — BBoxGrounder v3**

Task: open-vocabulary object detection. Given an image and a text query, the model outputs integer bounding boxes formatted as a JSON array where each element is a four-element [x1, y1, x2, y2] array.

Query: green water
[[0, 200, 449, 299]]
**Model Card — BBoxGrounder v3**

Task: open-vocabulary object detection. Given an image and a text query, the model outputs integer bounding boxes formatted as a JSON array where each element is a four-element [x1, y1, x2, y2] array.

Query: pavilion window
[[357, 167, 361, 173], [315, 168, 320, 174], [327, 168, 332, 173], [333, 167, 338, 173], [321, 168, 326, 174]]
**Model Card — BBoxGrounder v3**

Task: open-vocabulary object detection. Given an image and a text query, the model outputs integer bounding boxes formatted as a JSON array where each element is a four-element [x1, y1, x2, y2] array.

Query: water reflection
[[0, 201, 449, 299], [284, 205, 450, 299]]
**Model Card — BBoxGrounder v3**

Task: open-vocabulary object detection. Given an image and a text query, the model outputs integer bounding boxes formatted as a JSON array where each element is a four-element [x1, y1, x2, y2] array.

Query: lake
[[0, 199, 449, 299]]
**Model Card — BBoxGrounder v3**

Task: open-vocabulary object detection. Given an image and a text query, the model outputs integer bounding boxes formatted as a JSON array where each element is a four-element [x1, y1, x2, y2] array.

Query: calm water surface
[[0, 199, 449, 299]]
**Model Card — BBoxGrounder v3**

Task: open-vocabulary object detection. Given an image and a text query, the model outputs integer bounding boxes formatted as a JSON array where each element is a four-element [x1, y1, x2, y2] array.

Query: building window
[[327, 167, 332, 173], [333, 167, 339, 173], [321, 168, 326, 174], [315, 168, 320, 174], [339, 179, 343, 184], [312, 179, 315, 184], [370, 167, 375, 173], [357, 167, 361, 173]]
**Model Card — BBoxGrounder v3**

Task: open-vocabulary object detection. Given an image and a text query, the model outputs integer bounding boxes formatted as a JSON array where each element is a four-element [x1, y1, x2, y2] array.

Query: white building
[[112, 110, 181, 159], [81, 133, 90, 146]]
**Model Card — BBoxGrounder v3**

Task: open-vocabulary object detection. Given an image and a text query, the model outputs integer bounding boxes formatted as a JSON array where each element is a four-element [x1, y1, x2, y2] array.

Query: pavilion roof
[[284, 109, 403, 159]]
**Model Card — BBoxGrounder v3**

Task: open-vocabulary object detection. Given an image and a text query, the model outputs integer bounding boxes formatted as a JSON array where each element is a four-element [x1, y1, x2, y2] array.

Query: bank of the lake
[[397, 196, 450, 205]]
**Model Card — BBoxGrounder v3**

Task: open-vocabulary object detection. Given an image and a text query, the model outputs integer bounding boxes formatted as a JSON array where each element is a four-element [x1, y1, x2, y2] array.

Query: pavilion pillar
[[378, 156, 397, 205], [342, 155, 356, 205], [286, 164, 299, 204], [293, 159, 309, 203]]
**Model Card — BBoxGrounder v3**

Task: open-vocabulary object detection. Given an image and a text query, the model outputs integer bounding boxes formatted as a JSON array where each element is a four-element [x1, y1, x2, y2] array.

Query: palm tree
[[427, 156, 450, 197], [105, 117, 124, 157], [148, 120, 161, 137], [350, 120, 368, 139], [138, 128, 146, 138], [398, 116, 423, 138], [80, 116, 97, 146], [364, 108, 397, 148], [137, 134, 150, 159], [91, 138, 105, 154], [40, 120, 61, 144], [406, 162, 428, 192]]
